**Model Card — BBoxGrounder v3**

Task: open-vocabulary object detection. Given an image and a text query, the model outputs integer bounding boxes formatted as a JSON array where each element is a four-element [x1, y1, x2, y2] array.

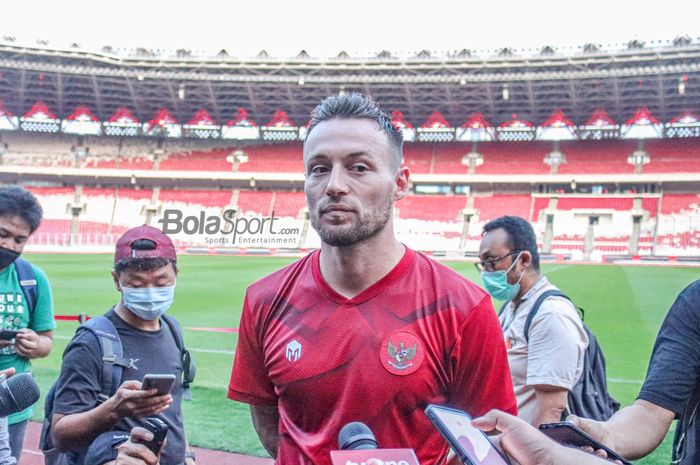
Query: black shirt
[[638, 280, 700, 464]]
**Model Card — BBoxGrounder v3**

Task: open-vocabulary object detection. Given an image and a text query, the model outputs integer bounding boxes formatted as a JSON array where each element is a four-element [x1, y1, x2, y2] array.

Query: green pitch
[[25, 253, 699, 464]]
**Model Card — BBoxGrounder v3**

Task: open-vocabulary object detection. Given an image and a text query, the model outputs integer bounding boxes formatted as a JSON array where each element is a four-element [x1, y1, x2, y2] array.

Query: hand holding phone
[[539, 422, 632, 465], [141, 374, 176, 396], [0, 330, 19, 341], [425, 405, 511, 465], [141, 417, 168, 455]]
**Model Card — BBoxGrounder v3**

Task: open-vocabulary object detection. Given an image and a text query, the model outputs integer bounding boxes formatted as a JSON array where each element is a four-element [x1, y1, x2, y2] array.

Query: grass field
[[24, 253, 699, 464]]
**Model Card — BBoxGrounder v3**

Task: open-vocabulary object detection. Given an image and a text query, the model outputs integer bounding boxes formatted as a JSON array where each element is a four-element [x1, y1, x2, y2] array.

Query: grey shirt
[[53, 308, 186, 465]]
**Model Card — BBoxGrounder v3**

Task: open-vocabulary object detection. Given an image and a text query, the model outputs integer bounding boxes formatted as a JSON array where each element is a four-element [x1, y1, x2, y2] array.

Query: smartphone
[[539, 422, 633, 465], [0, 330, 19, 341], [425, 405, 511, 465], [142, 417, 168, 455], [141, 374, 176, 395]]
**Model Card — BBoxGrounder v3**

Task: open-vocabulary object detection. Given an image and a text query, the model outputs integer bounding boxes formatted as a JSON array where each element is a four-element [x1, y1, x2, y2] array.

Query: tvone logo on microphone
[[344, 460, 410, 465]]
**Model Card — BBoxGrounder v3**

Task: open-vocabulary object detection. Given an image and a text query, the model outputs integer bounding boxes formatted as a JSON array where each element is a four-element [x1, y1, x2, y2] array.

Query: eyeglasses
[[474, 250, 522, 273]]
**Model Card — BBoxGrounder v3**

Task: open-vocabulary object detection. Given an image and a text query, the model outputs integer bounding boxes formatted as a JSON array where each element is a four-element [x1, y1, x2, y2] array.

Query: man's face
[[0, 215, 31, 256], [303, 118, 408, 247], [112, 263, 177, 293], [478, 228, 521, 283]]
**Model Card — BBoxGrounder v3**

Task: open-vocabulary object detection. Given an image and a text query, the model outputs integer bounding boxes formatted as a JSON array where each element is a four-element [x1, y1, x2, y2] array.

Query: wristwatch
[[185, 450, 196, 461]]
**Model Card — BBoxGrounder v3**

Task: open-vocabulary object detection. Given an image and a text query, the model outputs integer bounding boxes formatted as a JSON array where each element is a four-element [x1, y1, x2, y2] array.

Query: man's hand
[[14, 328, 52, 358], [110, 380, 173, 420], [115, 427, 163, 465], [568, 415, 617, 452], [472, 410, 613, 465]]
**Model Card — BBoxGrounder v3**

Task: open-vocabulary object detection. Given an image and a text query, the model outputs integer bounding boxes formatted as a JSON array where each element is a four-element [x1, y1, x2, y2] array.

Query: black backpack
[[14, 258, 38, 314], [522, 289, 620, 421], [39, 313, 196, 465]]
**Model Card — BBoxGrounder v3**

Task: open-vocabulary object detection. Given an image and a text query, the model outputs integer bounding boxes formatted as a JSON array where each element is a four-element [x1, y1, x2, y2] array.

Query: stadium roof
[[1, 40, 700, 129]]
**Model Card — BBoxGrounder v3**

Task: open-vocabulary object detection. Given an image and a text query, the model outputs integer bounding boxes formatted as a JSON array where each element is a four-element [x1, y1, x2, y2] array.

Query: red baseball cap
[[114, 225, 177, 263]]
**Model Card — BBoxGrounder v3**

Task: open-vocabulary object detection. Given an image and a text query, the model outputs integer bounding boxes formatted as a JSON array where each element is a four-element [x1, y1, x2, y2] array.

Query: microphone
[[332, 421, 421, 465], [0, 373, 40, 417], [338, 422, 378, 451]]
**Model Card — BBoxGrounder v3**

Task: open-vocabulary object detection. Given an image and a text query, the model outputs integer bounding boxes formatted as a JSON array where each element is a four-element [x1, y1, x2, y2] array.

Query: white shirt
[[499, 276, 588, 424]]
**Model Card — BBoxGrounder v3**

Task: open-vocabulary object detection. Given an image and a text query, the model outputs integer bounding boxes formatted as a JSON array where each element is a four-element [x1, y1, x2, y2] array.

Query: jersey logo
[[286, 339, 302, 362], [128, 358, 139, 369], [380, 331, 424, 376]]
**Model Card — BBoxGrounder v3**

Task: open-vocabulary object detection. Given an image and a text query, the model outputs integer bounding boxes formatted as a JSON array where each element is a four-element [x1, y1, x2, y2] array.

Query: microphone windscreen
[[338, 422, 378, 450], [0, 373, 40, 417]]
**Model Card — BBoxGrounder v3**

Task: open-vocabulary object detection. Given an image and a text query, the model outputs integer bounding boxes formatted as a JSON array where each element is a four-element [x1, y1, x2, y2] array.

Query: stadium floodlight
[[678, 76, 687, 95], [298, 77, 305, 86], [178, 85, 186, 100]]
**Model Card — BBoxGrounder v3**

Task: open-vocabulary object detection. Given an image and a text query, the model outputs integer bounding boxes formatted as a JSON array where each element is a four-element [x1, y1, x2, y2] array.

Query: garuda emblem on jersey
[[388, 341, 416, 370], [380, 331, 424, 376]]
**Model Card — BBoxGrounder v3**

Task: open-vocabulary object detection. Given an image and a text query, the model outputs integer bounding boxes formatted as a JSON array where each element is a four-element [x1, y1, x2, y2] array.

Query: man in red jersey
[[228, 93, 516, 465]]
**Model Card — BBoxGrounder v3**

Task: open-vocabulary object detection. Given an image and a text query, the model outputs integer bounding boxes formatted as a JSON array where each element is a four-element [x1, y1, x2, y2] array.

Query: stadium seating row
[[24, 187, 699, 256], [3, 135, 700, 175]]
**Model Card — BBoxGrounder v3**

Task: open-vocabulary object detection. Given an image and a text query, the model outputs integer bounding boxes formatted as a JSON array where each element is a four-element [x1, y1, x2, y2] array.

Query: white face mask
[[121, 284, 175, 320]]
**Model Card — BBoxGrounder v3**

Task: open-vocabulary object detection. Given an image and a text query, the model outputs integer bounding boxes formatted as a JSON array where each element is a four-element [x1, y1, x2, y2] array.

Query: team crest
[[380, 331, 424, 376]]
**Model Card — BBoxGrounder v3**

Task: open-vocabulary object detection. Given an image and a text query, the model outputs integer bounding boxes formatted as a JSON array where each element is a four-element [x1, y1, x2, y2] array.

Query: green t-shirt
[[0, 260, 56, 424]]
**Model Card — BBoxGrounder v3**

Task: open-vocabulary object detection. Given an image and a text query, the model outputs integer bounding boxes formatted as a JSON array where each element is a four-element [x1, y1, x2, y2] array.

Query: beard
[[310, 191, 394, 247]]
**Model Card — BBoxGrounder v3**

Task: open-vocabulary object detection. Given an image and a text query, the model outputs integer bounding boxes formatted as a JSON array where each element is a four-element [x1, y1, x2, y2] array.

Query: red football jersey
[[229, 248, 516, 465]]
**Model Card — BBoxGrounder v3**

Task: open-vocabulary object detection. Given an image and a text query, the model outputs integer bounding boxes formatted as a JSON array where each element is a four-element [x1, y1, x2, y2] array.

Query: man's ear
[[112, 270, 121, 292], [519, 250, 533, 269], [394, 165, 410, 201]]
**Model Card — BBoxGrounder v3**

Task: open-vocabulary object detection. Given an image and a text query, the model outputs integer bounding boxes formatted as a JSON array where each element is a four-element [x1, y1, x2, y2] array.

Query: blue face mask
[[480, 252, 525, 302], [121, 284, 175, 321]]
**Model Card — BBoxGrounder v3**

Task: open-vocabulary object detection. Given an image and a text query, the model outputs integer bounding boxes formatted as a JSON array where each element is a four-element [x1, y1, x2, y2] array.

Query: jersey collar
[[311, 246, 416, 307]]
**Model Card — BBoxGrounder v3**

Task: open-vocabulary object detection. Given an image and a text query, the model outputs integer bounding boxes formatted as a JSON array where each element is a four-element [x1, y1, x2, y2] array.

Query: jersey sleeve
[[638, 281, 700, 416], [449, 295, 517, 417], [526, 299, 588, 389], [29, 265, 56, 332], [52, 331, 103, 415], [228, 292, 278, 406]]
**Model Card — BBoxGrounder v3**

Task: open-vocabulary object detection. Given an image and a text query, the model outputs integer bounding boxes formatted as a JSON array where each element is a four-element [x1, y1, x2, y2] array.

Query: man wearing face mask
[[477, 216, 588, 427], [51, 225, 196, 465], [0, 186, 55, 462]]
